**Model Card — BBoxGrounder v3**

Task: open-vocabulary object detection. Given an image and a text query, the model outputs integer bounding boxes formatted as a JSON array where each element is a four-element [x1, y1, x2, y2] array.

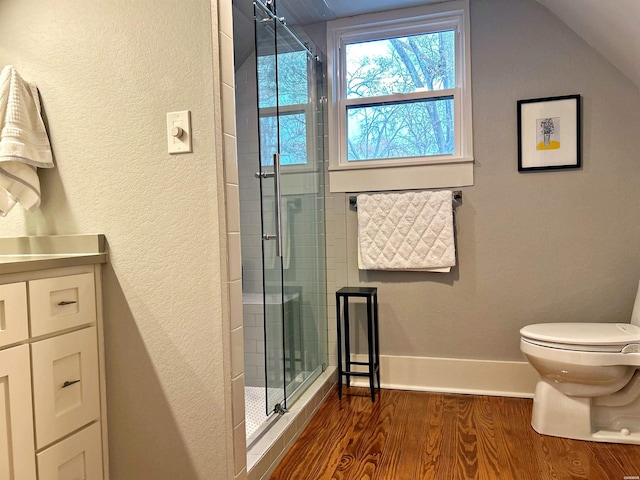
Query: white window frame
[[327, 0, 474, 192]]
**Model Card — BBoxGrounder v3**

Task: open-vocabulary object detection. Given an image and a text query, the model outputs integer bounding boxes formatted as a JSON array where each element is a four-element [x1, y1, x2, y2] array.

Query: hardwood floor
[[270, 388, 640, 480]]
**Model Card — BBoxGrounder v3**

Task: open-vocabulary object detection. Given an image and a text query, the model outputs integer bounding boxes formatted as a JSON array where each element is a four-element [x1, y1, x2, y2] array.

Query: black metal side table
[[335, 287, 380, 402]]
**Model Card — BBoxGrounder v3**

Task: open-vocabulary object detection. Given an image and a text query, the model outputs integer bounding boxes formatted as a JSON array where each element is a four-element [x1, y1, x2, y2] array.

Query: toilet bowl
[[520, 281, 640, 444]]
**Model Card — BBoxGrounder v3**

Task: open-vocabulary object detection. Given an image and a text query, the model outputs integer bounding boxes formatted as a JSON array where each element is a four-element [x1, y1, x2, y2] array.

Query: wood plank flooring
[[270, 388, 640, 480]]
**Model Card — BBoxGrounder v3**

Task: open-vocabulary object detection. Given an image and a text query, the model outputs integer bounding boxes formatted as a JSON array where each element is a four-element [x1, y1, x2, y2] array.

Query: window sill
[[328, 160, 473, 193], [328, 156, 474, 171]]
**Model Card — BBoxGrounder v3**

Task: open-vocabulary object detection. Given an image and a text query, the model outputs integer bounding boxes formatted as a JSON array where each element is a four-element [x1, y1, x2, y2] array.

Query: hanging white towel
[[357, 190, 456, 271], [0, 65, 54, 216]]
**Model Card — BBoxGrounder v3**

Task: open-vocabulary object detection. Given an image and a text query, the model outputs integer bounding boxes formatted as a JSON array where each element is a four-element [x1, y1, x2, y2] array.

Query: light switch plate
[[166, 111, 192, 154]]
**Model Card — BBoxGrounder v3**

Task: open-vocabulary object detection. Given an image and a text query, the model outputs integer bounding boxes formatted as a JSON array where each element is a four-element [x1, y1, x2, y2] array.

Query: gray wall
[[326, 0, 640, 361]]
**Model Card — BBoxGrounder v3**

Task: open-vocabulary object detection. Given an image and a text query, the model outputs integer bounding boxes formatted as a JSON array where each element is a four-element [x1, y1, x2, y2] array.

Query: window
[[327, 0, 473, 192], [257, 50, 309, 166]]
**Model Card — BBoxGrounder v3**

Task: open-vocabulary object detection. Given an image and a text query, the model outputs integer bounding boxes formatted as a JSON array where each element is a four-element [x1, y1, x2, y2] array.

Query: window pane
[[258, 51, 308, 108], [345, 30, 455, 99], [276, 51, 308, 106], [260, 113, 307, 166], [346, 97, 454, 161]]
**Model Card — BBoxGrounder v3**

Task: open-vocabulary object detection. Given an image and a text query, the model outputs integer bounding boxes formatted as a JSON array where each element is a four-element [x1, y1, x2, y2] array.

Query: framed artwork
[[517, 94, 581, 172]]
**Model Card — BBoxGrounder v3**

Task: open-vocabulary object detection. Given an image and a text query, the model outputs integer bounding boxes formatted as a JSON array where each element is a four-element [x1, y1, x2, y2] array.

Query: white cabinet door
[[29, 273, 96, 337], [0, 282, 29, 348], [0, 345, 36, 480], [37, 422, 103, 480], [31, 327, 100, 449]]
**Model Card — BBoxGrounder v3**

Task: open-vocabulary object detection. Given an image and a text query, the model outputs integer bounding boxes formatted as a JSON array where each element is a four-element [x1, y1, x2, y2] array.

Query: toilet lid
[[520, 323, 640, 348]]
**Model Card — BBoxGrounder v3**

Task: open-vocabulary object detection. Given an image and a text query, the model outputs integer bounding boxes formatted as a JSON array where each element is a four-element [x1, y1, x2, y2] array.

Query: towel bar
[[349, 190, 462, 211]]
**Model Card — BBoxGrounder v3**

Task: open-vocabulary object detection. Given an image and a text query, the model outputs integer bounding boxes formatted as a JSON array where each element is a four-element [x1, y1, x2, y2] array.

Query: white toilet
[[520, 281, 640, 444]]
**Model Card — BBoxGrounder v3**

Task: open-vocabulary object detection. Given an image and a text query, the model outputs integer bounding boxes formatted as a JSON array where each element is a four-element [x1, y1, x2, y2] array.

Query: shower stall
[[236, 1, 328, 442]]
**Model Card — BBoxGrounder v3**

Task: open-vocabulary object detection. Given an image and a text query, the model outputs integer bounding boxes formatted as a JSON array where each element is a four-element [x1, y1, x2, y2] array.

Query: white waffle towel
[[0, 65, 54, 216], [357, 190, 456, 271]]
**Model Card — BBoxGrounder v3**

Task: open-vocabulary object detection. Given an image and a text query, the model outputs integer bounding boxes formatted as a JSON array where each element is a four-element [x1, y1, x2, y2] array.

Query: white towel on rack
[[0, 65, 54, 216], [357, 190, 456, 271]]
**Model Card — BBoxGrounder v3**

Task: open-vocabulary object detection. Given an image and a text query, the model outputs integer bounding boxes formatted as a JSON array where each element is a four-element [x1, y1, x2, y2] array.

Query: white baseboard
[[347, 354, 539, 398]]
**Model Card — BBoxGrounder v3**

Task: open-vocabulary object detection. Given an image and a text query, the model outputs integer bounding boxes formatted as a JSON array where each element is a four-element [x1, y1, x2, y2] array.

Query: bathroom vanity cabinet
[[0, 236, 108, 480]]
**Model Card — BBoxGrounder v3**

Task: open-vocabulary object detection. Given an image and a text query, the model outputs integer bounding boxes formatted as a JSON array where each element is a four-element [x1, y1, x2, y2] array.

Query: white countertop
[[0, 235, 107, 274]]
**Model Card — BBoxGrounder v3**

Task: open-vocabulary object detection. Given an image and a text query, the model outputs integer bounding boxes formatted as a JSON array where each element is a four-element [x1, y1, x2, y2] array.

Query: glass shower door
[[255, 0, 327, 416]]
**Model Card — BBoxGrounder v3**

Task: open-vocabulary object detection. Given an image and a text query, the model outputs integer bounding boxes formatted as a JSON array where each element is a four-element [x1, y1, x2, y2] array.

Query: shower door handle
[[273, 153, 283, 258], [255, 156, 283, 258]]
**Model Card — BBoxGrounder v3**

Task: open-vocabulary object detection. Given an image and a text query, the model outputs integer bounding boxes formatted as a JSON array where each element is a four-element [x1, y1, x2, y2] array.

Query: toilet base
[[531, 380, 640, 445]]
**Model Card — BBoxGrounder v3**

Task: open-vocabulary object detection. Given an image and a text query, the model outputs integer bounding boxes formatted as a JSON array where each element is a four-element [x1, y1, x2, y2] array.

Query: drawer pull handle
[[58, 300, 78, 306], [62, 379, 81, 388]]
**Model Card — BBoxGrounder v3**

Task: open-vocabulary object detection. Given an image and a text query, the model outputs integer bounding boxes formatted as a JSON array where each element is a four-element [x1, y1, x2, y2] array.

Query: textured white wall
[[0, 1, 232, 479], [326, 0, 640, 361]]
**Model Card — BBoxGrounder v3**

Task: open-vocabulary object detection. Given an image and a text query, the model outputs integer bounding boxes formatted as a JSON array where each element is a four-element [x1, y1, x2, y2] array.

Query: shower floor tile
[[245, 370, 317, 440], [245, 386, 272, 439]]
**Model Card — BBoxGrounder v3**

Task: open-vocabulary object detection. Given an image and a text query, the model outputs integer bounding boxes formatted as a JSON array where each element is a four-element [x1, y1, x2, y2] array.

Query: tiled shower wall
[[242, 301, 265, 387], [236, 54, 263, 295], [217, 0, 247, 478], [235, 52, 264, 387]]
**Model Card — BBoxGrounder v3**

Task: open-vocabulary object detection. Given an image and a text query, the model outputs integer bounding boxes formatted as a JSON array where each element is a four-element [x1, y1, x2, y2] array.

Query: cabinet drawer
[[31, 327, 100, 449], [0, 345, 36, 480], [36, 422, 103, 480], [0, 282, 28, 348], [29, 273, 96, 337]]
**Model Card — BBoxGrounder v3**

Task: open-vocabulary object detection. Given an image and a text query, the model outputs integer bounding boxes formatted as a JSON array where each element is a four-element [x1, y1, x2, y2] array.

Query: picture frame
[[517, 94, 581, 172]]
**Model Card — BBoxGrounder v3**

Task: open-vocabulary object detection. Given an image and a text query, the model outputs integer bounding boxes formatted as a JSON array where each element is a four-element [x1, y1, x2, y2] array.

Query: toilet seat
[[521, 323, 640, 353], [519, 282, 640, 444]]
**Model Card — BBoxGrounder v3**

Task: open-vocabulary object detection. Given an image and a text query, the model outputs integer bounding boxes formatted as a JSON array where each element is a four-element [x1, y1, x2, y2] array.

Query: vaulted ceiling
[[537, 0, 640, 89]]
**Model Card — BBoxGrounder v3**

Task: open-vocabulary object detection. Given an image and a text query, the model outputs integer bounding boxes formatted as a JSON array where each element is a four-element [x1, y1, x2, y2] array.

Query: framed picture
[[517, 94, 581, 172]]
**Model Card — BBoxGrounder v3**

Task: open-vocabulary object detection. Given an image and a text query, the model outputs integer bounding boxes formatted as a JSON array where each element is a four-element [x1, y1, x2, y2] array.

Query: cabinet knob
[[62, 379, 81, 388], [57, 300, 78, 306]]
